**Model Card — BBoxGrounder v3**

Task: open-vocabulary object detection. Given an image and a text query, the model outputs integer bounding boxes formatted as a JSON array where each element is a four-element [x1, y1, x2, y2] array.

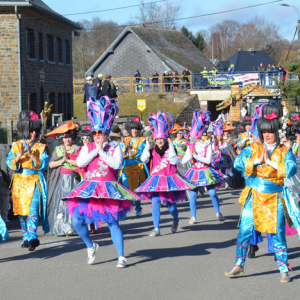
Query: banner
[[197, 73, 259, 88]]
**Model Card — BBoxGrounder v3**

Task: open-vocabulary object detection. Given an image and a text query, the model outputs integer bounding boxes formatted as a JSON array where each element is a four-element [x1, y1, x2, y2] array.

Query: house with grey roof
[[0, 0, 82, 131], [86, 26, 214, 78]]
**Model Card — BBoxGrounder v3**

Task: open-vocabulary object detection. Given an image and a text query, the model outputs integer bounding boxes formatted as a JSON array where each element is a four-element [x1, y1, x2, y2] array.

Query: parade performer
[[225, 104, 300, 283], [62, 97, 139, 267], [119, 117, 149, 217], [237, 112, 253, 151], [46, 122, 80, 236], [0, 216, 8, 241], [211, 120, 233, 171], [181, 110, 228, 224], [6, 110, 49, 251], [135, 110, 196, 237]]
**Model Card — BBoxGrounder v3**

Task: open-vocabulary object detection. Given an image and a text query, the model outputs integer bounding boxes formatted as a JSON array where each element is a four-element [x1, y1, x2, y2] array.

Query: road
[[1, 188, 300, 300]]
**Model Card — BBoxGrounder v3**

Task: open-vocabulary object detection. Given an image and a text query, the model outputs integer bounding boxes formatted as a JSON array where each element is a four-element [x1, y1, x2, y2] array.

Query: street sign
[[137, 99, 146, 112]]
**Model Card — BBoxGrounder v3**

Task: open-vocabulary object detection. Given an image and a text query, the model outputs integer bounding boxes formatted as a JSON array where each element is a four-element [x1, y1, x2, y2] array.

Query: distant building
[[217, 49, 273, 72], [86, 26, 214, 78], [0, 0, 82, 127]]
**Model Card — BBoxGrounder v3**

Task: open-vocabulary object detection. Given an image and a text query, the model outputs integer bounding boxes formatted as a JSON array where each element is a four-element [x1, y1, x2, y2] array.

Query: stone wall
[[175, 94, 200, 125], [0, 12, 19, 126], [19, 10, 74, 120]]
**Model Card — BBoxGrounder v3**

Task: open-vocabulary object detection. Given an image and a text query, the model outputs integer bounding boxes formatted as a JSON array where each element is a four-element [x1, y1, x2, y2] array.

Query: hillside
[[73, 93, 185, 122]]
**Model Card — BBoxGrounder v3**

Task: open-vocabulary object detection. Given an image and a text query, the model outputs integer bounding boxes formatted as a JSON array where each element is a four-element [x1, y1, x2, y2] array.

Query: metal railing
[[73, 71, 298, 94]]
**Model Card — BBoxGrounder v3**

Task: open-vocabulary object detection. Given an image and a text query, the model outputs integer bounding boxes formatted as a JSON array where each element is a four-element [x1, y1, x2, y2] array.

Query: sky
[[43, 0, 299, 41]]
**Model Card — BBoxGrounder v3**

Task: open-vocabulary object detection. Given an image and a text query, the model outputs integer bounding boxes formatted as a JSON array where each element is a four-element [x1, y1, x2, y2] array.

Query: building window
[[26, 28, 35, 59], [65, 40, 71, 65], [29, 93, 37, 111], [48, 92, 56, 113], [57, 38, 63, 63], [58, 93, 63, 116], [39, 32, 43, 60], [63, 93, 68, 119], [67, 93, 72, 119], [47, 34, 54, 62]]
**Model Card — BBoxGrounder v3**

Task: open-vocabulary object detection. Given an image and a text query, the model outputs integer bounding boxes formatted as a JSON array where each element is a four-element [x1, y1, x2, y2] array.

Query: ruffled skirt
[[62, 180, 139, 228], [134, 173, 196, 203], [184, 167, 228, 187], [212, 155, 233, 169]]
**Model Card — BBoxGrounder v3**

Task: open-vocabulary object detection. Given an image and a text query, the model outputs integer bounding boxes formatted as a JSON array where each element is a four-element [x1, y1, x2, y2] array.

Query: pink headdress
[[148, 109, 174, 140], [189, 109, 211, 138], [212, 120, 224, 136]]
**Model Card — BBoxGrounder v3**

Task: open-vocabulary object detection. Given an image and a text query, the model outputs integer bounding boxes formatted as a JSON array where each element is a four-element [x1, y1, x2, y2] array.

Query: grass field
[[73, 93, 185, 122]]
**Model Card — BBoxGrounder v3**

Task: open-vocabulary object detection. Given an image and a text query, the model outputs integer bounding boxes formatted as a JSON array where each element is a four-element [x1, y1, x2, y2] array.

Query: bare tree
[[134, 0, 180, 29]]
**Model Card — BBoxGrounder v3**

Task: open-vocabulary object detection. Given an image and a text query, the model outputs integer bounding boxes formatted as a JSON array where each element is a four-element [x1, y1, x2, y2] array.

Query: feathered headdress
[[148, 110, 174, 140], [189, 109, 211, 138], [212, 120, 224, 136], [87, 96, 119, 133], [250, 103, 267, 136]]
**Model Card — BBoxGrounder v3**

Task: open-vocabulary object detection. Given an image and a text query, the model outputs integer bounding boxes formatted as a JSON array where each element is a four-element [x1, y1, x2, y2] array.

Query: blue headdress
[[87, 96, 119, 133], [190, 109, 211, 138], [148, 109, 174, 140], [250, 103, 267, 136]]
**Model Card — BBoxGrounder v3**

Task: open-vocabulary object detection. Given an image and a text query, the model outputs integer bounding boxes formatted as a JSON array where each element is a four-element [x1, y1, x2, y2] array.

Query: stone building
[[86, 26, 214, 78], [0, 0, 81, 127]]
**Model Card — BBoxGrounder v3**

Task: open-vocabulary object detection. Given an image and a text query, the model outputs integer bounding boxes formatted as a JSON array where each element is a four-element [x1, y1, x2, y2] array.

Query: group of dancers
[[1, 96, 300, 283]]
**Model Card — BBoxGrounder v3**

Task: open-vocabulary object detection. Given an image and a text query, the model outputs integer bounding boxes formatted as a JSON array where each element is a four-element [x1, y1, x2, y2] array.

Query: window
[[38, 32, 43, 60], [65, 40, 71, 65], [58, 93, 63, 115], [48, 92, 56, 113], [29, 93, 37, 111], [67, 93, 72, 119], [47, 34, 54, 62], [26, 28, 35, 59], [57, 38, 63, 63], [63, 93, 68, 119]]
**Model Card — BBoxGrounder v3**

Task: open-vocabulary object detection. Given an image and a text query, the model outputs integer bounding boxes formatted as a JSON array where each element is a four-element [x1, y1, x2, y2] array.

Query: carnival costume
[[211, 121, 233, 170], [181, 110, 228, 223], [225, 105, 300, 283], [0, 216, 8, 241], [62, 97, 140, 267], [6, 110, 49, 251], [119, 116, 149, 216], [46, 122, 80, 236], [135, 110, 196, 237]]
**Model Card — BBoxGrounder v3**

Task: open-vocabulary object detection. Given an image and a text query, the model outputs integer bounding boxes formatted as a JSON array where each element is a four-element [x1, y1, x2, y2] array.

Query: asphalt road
[[1, 188, 300, 300]]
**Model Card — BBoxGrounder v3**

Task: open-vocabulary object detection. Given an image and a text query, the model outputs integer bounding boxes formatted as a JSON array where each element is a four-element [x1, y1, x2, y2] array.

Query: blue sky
[[44, 0, 299, 40]]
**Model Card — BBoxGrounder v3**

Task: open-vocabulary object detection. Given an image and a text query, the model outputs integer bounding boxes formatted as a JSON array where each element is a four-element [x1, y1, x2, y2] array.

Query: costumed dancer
[[0, 216, 8, 241], [6, 110, 49, 251], [46, 122, 80, 236], [119, 116, 149, 217], [237, 110, 253, 151], [225, 104, 300, 283], [181, 110, 228, 224], [170, 124, 191, 200], [62, 97, 140, 267], [135, 110, 196, 237]]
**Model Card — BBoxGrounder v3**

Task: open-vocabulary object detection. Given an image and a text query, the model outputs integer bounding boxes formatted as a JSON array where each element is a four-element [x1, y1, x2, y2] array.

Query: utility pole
[[279, 4, 300, 59]]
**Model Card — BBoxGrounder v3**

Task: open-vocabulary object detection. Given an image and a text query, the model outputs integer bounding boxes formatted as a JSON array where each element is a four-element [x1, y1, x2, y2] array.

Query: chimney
[[248, 48, 255, 55]]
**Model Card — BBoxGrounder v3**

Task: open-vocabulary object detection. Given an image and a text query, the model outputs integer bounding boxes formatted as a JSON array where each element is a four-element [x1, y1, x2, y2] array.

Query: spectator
[[110, 79, 118, 98], [230, 64, 235, 73], [144, 78, 150, 92], [182, 67, 190, 88], [258, 63, 265, 86], [163, 71, 171, 92], [83, 76, 91, 103], [137, 78, 143, 93], [201, 67, 208, 78], [134, 70, 141, 93], [88, 78, 96, 98], [110, 125, 122, 144], [168, 71, 173, 91], [102, 75, 113, 98], [267, 63, 272, 86], [152, 71, 159, 92], [216, 110, 226, 122], [172, 70, 180, 92], [95, 73, 104, 99], [278, 66, 287, 81]]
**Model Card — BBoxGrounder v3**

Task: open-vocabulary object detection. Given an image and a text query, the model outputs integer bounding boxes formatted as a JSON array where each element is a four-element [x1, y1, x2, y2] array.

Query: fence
[[74, 71, 298, 94], [73, 76, 193, 94], [0, 121, 22, 144]]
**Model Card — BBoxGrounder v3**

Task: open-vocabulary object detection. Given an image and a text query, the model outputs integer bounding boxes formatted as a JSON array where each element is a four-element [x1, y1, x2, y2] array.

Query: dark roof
[[0, 0, 82, 29], [86, 26, 214, 75], [227, 50, 273, 72], [217, 61, 230, 71]]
